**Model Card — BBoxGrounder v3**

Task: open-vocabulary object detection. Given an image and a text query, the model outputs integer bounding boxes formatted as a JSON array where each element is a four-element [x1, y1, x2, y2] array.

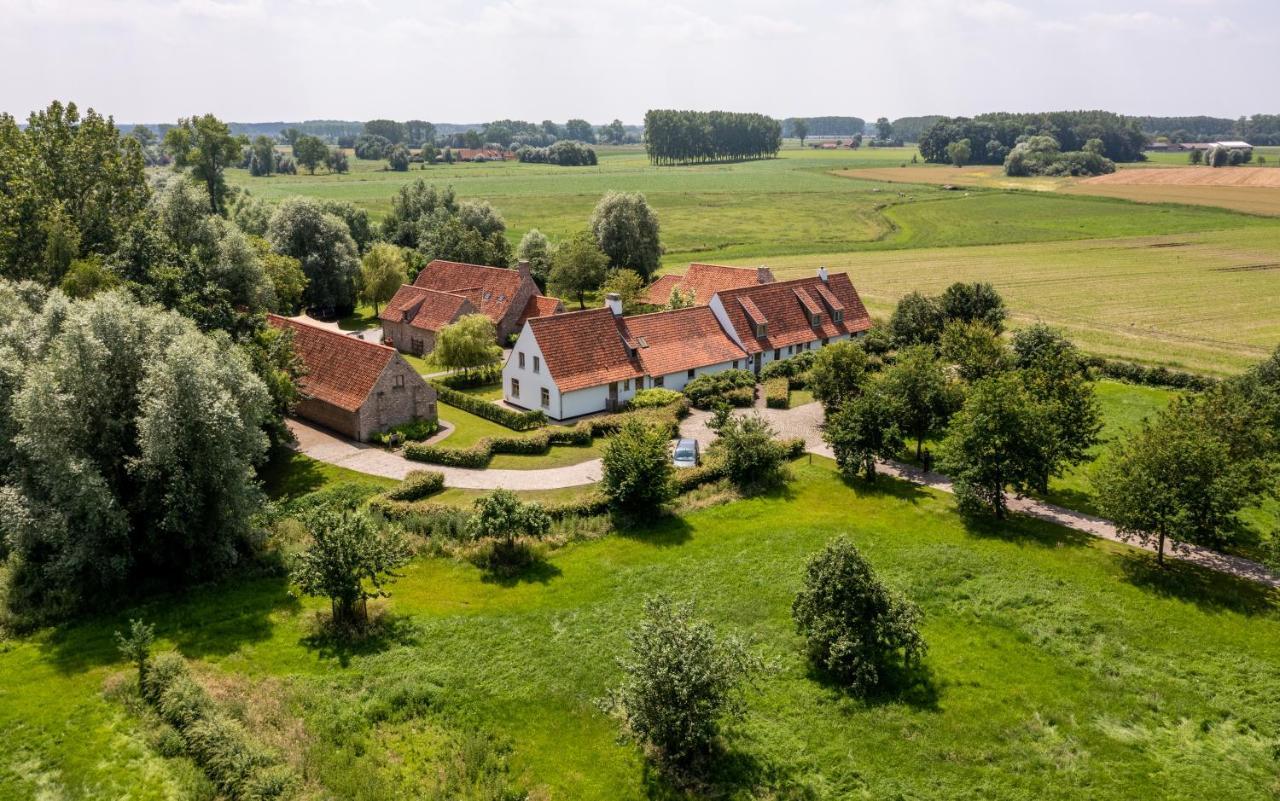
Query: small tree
[[435, 314, 501, 375], [946, 137, 971, 167], [359, 242, 407, 316], [601, 418, 675, 516], [466, 489, 552, 571], [792, 538, 925, 693], [291, 507, 409, 628], [293, 135, 329, 175], [807, 340, 868, 412], [823, 383, 904, 482], [889, 291, 945, 346], [602, 595, 759, 771], [666, 285, 695, 310], [939, 281, 1006, 333], [516, 228, 554, 290], [711, 413, 788, 492], [1188, 148, 1203, 165], [938, 372, 1051, 518], [601, 268, 648, 314], [549, 230, 608, 309], [939, 320, 1010, 382], [1094, 398, 1269, 565], [326, 148, 349, 174], [388, 144, 411, 172], [115, 618, 156, 688], [793, 118, 809, 146], [881, 344, 953, 460]]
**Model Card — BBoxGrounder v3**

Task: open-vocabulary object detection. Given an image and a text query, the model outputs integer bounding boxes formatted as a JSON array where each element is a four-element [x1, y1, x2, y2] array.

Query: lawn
[[436, 401, 601, 469], [4, 458, 1278, 800]]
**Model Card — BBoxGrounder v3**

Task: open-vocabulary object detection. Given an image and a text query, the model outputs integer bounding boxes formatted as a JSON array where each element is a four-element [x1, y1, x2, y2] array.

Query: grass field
[[760, 226, 1280, 375], [4, 458, 1278, 800]]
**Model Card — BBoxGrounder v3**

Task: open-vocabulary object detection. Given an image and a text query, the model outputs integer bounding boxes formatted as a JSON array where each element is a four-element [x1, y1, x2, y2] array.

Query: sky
[[1, 0, 1275, 125]]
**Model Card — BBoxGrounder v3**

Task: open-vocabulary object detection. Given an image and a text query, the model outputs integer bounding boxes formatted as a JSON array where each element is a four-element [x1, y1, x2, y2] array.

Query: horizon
[[2, 0, 1276, 124]]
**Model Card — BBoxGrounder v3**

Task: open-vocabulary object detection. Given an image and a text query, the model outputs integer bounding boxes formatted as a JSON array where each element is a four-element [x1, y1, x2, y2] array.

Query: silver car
[[672, 438, 700, 468]]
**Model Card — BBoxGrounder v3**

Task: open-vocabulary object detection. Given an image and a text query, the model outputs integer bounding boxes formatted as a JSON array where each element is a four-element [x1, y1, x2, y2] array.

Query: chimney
[[757, 265, 773, 284], [817, 266, 829, 283], [605, 292, 623, 316], [517, 259, 531, 280]]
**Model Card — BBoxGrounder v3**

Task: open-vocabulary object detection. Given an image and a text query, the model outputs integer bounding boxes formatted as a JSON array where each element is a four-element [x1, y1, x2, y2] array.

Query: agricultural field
[[3, 459, 1278, 801]]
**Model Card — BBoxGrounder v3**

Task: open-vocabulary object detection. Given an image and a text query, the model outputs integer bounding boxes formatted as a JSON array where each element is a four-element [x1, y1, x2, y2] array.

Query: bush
[[710, 413, 789, 492], [432, 383, 546, 430], [466, 489, 552, 573], [792, 537, 926, 693], [369, 417, 439, 446], [436, 367, 502, 389], [682, 369, 756, 409], [601, 595, 760, 771], [382, 470, 445, 502], [601, 418, 675, 515], [763, 377, 790, 409], [1083, 356, 1215, 391], [630, 387, 684, 409]]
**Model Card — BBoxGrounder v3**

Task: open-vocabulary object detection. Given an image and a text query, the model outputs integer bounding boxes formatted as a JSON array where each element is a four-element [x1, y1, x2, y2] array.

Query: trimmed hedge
[[436, 367, 502, 389], [370, 418, 439, 447], [383, 470, 446, 501], [764, 377, 790, 409], [143, 653, 292, 800], [630, 388, 684, 409], [1084, 356, 1215, 391], [683, 369, 757, 409], [432, 384, 546, 431], [404, 422, 595, 468]]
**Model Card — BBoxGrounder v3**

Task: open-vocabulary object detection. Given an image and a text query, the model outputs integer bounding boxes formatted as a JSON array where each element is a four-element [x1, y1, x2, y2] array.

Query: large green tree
[[163, 114, 245, 213], [359, 243, 407, 316], [0, 286, 270, 624], [435, 314, 502, 375], [292, 135, 329, 175], [590, 191, 662, 281], [292, 507, 409, 628], [807, 340, 869, 412], [549, 231, 608, 309], [881, 344, 954, 460], [517, 228, 554, 290], [823, 381, 905, 482], [601, 418, 675, 515], [267, 197, 360, 312], [0, 101, 149, 283]]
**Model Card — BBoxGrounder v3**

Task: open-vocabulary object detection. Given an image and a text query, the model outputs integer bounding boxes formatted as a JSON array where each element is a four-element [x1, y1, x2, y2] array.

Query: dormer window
[[810, 312, 821, 326], [755, 322, 767, 338], [833, 310, 844, 323]]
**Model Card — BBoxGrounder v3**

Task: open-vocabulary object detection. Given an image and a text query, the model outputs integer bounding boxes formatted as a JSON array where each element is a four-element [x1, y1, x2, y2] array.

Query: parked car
[[672, 438, 700, 468]]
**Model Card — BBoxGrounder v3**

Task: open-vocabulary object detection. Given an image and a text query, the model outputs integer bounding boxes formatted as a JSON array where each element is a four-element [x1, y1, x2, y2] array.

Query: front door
[[607, 381, 619, 410]]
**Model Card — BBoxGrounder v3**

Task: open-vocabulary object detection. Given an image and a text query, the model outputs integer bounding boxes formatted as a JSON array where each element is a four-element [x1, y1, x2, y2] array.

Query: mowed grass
[[3, 459, 1278, 800], [758, 226, 1280, 375], [224, 146, 1266, 267], [436, 401, 601, 469]]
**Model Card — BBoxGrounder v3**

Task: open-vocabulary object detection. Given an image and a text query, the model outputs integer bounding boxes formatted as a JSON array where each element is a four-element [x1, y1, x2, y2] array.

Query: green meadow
[[4, 459, 1278, 800]]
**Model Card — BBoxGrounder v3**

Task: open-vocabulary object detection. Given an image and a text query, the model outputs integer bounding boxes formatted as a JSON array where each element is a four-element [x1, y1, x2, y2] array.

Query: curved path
[[289, 420, 602, 490], [291, 406, 1280, 588]]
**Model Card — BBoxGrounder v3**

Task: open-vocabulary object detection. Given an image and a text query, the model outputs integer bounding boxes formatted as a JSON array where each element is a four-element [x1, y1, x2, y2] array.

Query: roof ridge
[[269, 313, 396, 352]]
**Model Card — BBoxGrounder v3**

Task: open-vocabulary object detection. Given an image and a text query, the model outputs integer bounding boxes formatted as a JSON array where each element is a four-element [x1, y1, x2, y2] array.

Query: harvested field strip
[[1079, 167, 1280, 187]]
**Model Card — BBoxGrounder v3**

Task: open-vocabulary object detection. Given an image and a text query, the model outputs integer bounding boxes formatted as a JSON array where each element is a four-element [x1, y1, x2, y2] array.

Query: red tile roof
[[268, 314, 395, 412], [623, 306, 747, 377], [412, 260, 526, 325], [714, 273, 872, 354], [644, 263, 775, 305], [379, 285, 473, 331], [527, 308, 643, 393], [516, 294, 564, 328]]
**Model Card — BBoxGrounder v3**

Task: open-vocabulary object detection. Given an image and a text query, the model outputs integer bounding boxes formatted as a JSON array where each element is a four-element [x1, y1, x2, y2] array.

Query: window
[[518, 351, 525, 369], [821, 338, 829, 346], [533, 355, 541, 374], [393, 374, 405, 389], [687, 369, 695, 379], [654, 376, 665, 388], [773, 348, 781, 361], [511, 378, 520, 398], [833, 310, 844, 323], [810, 312, 821, 326], [623, 379, 631, 391], [732, 360, 739, 369], [540, 387, 550, 408], [755, 322, 767, 338]]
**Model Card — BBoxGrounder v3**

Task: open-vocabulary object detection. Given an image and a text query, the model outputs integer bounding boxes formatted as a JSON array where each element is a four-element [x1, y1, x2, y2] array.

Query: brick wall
[[381, 319, 437, 356], [354, 354, 439, 441]]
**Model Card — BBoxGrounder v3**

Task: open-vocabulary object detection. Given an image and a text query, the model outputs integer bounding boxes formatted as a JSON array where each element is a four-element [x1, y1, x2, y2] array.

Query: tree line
[[643, 109, 782, 166], [782, 116, 865, 138], [919, 111, 1149, 165], [1137, 114, 1280, 145]]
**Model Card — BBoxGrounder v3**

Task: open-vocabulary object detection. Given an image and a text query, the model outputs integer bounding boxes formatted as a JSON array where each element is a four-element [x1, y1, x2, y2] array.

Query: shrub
[[370, 417, 439, 446], [432, 384, 546, 430], [763, 377, 790, 409], [710, 413, 789, 492], [601, 595, 760, 771], [630, 387, 683, 408], [116, 618, 155, 688], [436, 366, 502, 389], [1083, 356, 1215, 391], [792, 537, 926, 693], [466, 489, 552, 573], [382, 470, 445, 502], [601, 418, 675, 515], [682, 369, 756, 409]]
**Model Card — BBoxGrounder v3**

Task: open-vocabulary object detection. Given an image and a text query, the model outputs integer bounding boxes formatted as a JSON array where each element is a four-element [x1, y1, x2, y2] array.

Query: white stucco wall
[[651, 358, 743, 391], [502, 323, 563, 417]]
